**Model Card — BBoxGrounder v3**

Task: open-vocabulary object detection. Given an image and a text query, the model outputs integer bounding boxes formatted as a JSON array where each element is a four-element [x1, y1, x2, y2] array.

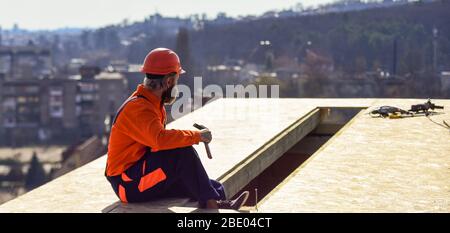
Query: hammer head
[[193, 123, 208, 130]]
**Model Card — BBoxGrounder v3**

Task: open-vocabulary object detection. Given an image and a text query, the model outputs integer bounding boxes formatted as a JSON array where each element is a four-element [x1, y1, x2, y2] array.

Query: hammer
[[193, 123, 213, 159]]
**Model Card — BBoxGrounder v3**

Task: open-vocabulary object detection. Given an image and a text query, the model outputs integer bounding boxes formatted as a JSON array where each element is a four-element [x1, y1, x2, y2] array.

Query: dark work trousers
[[106, 146, 226, 207]]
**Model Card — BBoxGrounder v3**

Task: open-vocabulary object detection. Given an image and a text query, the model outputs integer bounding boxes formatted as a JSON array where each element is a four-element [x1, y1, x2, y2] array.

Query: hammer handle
[[204, 143, 213, 159]]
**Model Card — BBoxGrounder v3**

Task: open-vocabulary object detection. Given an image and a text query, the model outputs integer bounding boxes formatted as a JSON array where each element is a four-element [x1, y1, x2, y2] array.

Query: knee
[[177, 146, 201, 162], [177, 146, 198, 157]]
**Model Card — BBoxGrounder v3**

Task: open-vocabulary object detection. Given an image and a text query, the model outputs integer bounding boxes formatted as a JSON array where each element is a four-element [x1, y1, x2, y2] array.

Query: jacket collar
[[133, 84, 162, 107]]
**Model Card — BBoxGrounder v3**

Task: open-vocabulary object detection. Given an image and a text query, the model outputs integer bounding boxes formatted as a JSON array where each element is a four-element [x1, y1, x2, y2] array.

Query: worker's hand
[[199, 129, 212, 143]]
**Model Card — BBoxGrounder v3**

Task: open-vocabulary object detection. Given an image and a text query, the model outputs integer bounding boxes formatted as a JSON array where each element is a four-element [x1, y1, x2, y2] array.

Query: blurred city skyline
[[0, 0, 335, 30]]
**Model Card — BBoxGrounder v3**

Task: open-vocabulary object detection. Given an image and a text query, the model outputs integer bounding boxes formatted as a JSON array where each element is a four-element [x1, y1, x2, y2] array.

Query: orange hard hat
[[140, 48, 186, 75]]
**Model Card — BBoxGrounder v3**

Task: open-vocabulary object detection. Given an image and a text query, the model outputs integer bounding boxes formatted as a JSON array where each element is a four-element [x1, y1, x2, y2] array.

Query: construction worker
[[105, 48, 249, 210]]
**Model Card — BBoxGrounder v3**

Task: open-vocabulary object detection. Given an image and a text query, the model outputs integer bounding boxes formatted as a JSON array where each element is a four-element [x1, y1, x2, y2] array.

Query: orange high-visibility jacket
[[106, 84, 201, 176]]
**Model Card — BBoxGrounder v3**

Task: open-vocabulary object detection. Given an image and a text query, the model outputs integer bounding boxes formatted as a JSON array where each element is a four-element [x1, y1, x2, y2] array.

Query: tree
[[354, 56, 367, 75], [175, 27, 195, 90], [301, 50, 333, 97], [251, 74, 288, 97], [25, 152, 47, 191], [265, 52, 274, 71], [6, 166, 24, 182]]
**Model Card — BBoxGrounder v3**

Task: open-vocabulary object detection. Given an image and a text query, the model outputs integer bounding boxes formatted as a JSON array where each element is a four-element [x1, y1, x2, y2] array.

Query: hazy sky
[[0, 0, 335, 30]]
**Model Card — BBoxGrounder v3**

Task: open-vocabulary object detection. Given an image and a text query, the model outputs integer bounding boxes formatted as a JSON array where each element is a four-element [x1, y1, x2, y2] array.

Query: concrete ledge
[[219, 108, 321, 198]]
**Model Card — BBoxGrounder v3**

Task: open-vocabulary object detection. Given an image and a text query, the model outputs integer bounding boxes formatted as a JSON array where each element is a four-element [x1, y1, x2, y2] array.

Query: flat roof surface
[[259, 99, 450, 212], [0, 98, 449, 212]]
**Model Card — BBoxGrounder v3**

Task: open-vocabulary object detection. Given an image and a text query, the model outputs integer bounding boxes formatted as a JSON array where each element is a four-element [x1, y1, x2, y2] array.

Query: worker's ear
[[165, 73, 178, 87], [168, 76, 175, 86]]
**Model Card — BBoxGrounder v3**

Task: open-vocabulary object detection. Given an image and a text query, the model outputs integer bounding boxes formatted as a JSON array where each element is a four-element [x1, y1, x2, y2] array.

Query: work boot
[[217, 191, 249, 210]]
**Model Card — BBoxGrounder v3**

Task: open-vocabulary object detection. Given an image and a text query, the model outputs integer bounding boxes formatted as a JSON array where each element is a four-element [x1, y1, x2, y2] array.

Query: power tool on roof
[[408, 99, 444, 116], [369, 99, 444, 119], [369, 106, 410, 118]]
